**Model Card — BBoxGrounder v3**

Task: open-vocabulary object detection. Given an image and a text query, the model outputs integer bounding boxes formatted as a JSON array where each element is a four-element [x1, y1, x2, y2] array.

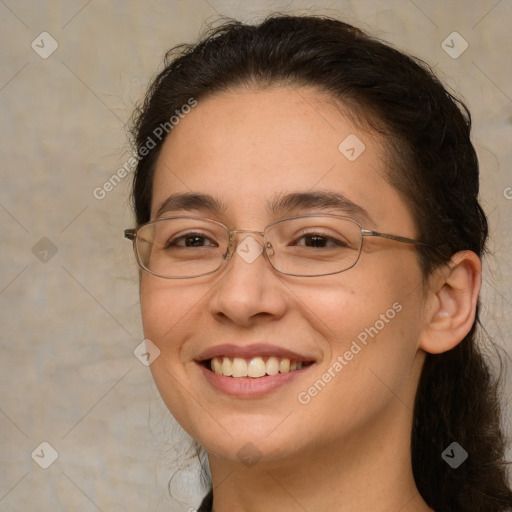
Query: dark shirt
[[197, 490, 213, 512]]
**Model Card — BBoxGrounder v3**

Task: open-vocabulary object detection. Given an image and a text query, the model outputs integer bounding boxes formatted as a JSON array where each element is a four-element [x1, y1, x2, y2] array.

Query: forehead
[[151, 86, 413, 232]]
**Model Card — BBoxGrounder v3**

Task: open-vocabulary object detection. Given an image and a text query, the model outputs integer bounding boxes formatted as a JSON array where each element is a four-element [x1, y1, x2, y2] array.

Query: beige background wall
[[1, 1, 511, 510]]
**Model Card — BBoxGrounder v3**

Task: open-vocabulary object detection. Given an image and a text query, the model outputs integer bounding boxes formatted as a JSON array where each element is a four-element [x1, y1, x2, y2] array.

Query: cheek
[[140, 277, 203, 343], [304, 257, 424, 391], [309, 262, 420, 345], [139, 277, 201, 389], [292, 283, 423, 440], [139, 278, 206, 435], [140, 280, 171, 347]]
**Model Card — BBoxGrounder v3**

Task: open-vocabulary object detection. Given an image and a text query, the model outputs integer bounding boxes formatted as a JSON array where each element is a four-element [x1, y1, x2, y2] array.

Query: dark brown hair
[[129, 14, 512, 511]]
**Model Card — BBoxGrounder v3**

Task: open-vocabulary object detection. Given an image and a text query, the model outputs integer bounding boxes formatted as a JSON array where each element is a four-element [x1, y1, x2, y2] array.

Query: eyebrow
[[155, 190, 374, 225]]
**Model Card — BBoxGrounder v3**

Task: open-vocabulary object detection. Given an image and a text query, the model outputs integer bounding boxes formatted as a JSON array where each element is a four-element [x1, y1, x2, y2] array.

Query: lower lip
[[198, 363, 314, 398]]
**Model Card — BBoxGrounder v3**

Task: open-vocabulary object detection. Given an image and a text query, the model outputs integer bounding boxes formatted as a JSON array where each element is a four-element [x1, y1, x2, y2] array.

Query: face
[[140, 86, 428, 467]]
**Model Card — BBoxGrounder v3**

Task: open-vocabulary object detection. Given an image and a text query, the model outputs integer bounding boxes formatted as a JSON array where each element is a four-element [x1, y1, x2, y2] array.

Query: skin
[[139, 86, 481, 511]]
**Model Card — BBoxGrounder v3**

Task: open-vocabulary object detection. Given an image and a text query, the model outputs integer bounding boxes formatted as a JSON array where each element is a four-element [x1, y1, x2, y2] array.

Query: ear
[[419, 250, 482, 354]]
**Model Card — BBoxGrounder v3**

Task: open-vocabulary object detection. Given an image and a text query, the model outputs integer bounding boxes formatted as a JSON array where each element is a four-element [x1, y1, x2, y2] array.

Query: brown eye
[[166, 233, 217, 248]]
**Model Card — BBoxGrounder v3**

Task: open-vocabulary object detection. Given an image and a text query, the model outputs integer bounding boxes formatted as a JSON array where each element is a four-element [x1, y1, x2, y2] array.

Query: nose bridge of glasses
[[229, 229, 264, 237], [228, 229, 265, 253]]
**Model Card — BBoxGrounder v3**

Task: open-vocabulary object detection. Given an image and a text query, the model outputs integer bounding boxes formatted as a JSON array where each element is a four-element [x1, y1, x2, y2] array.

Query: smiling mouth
[[205, 356, 314, 378]]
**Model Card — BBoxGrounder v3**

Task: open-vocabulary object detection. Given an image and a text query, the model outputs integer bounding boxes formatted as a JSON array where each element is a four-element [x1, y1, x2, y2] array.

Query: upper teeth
[[210, 356, 304, 378]]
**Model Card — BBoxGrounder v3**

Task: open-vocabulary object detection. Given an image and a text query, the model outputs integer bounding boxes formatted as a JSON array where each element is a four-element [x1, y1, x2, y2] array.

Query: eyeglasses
[[124, 214, 430, 279]]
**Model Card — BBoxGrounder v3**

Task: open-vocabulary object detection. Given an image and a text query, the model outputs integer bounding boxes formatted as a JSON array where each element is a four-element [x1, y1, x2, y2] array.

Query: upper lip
[[196, 343, 317, 362]]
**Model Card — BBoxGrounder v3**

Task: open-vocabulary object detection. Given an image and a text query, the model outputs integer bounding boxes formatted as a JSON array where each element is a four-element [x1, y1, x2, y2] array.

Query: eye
[[293, 232, 348, 248], [166, 232, 218, 248]]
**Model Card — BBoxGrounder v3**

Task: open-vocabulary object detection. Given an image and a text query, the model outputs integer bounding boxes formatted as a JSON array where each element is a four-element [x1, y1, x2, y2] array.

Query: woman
[[125, 15, 512, 511]]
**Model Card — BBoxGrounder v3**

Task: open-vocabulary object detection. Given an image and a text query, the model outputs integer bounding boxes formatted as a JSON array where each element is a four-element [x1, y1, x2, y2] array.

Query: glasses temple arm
[[362, 229, 431, 246], [124, 229, 136, 241]]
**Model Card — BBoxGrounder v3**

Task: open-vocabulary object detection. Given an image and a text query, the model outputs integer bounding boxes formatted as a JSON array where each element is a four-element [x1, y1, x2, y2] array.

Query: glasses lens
[[265, 216, 363, 276], [135, 217, 228, 278]]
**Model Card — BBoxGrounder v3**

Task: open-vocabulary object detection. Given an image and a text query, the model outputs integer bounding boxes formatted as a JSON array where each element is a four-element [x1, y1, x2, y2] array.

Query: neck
[[206, 400, 433, 512]]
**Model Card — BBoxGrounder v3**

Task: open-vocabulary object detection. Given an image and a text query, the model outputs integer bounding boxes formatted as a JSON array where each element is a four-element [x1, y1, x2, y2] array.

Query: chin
[[198, 430, 300, 469]]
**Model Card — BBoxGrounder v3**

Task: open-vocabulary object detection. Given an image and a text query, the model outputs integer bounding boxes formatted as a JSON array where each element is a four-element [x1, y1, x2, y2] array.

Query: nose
[[207, 231, 287, 327]]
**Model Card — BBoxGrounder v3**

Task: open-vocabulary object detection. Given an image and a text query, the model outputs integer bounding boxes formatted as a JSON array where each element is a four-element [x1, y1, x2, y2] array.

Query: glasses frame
[[124, 213, 431, 279]]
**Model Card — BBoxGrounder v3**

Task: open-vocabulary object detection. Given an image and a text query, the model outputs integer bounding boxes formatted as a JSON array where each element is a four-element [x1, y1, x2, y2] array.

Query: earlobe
[[419, 251, 482, 355]]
